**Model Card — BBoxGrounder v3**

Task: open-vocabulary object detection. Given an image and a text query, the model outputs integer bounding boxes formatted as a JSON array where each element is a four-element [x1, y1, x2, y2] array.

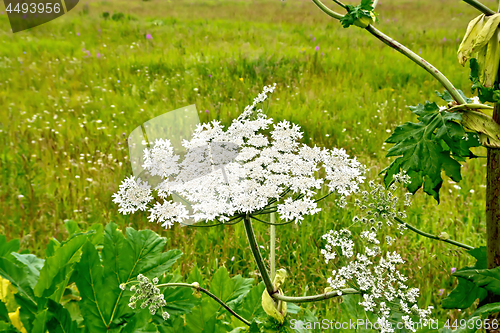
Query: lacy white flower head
[[113, 84, 366, 227], [321, 227, 433, 333], [123, 274, 170, 320]]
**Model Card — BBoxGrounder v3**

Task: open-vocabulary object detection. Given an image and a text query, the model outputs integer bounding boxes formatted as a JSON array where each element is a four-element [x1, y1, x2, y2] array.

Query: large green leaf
[[31, 309, 51, 333], [0, 258, 36, 305], [0, 300, 8, 324], [235, 282, 266, 320], [0, 321, 19, 333], [45, 299, 83, 333], [184, 267, 253, 333], [441, 277, 488, 309], [0, 236, 19, 260], [383, 99, 480, 202], [74, 223, 183, 332], [209, 267, 253, 311], [34, 232, 93, 301], [453, 266, 500, 295], [10, 254, 44, 290]]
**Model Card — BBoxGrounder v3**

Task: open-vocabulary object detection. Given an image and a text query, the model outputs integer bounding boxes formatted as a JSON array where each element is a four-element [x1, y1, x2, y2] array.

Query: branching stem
[[393, 216, 474, 250], [157, 283, 251, 326]]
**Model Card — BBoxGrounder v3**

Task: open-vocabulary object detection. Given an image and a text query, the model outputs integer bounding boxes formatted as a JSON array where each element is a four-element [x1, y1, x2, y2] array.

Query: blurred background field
[[0, 0, 497, 326]]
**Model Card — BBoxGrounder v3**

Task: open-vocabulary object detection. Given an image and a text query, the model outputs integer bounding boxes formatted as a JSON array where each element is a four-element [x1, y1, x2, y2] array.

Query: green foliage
[[442, 246, 489, 309], [383, 93, 481, 202], [469, 58, 500, 103], [340, 0, 374, 28], [0, 222, 321, 332]]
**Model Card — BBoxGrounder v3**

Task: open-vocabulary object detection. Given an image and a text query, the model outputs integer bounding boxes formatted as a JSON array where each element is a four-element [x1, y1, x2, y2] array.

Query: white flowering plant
[[108, 84, 470, 332]]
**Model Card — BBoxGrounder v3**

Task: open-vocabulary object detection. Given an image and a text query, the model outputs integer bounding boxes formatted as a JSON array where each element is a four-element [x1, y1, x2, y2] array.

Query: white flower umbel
[[114, 84, 365, 227], [321, 227, 433, 333], [112, 176, 154, 214]]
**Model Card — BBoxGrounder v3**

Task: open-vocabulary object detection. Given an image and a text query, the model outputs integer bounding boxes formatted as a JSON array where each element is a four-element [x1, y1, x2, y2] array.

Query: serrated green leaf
[[0, 237, 19, 260], [31, 309, 52, 333], [186, 265, 205, 288], [73, 241, 110, 332], [236, 282, 266, 320], [442, 277, 488, 309], [45, 298, 83, 333], [45, 239, 60, 258], [471, 302, 500, 318], [454, 266, 500, 295], [74, 223, 183, 332], [64, 220, 81, 237], [10, 254, 43, 291], [0, 258, 36, 306], [34, 232, 92, 301], [468, 246, 487, 269], [210, 267, 253, 311], [384, 100, 479, 201]]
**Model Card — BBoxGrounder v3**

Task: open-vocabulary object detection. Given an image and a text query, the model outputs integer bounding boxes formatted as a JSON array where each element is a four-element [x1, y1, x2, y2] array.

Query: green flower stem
[[270, 213, 276, 280], [463, 0, 496, 15], [271, 288, 360, 303], [243, 215, 276, 296], [244, 215, 361, 305], [157, 283, 251, 326], [311, 0, 466, 104], [310, 0, 343, 20], [251, 215, 296, 226], [365, 25, 467, 105], [393, 216, 474, 250], [372, 0, 380, 9]]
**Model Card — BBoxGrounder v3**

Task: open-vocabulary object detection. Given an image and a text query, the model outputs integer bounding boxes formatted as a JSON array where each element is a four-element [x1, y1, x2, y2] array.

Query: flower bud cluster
[[126, 274, 169, 320], [351, 172, 412, 234]]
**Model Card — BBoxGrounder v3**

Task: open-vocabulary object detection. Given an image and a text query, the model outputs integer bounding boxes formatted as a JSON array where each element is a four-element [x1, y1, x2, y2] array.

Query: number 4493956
[[444, 319, 499, 330], [6, 2, 61, 14]]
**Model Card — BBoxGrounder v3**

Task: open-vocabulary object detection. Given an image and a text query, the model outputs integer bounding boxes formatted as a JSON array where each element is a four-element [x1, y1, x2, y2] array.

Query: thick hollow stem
[[487, 102, 500, 268], [365, 25, 467, 105], [270, 213, 276, 280], [272, 288, 359, 303], [311, 0, 465, 104], [243, 215, 276, 296], [394, 217, 474, 250], [463, 0, 496, 15], [157, 283, 251, 326]]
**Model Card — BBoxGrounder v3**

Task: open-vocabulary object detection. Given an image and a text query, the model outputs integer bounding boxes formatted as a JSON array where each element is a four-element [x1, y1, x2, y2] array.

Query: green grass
[[0, 0, 497, 327]]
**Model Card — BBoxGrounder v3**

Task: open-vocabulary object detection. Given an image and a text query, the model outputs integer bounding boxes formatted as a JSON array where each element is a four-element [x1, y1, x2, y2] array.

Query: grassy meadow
[[0, 0, 497, 328]]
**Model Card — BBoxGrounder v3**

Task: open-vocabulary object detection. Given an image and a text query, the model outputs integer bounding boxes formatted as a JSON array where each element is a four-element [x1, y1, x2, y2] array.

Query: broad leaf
[[0, 236, 19, 260], [453, 266, 500, 295], [45, 299, 83, 333], [383, 100, 480, 202], [441, 277, 488, 309], [74, 223, 183, 332], [34, 232, 93, 301], [236, 282, 266, 320], [10, 254, 43, 290]]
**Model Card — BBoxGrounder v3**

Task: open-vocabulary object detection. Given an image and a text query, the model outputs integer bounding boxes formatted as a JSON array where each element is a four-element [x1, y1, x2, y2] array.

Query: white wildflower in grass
[[114, 84, 366, 227], [321, 226, 433, 333], [112, 176, 154, 214]]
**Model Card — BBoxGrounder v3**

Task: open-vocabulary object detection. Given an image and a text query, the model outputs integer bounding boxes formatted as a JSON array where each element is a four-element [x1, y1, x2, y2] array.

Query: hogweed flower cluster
[[113, 84, 366, 227], [321, 175, 433, 333], [121, 274, 169, 320], [321, 228, 433, 333]]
